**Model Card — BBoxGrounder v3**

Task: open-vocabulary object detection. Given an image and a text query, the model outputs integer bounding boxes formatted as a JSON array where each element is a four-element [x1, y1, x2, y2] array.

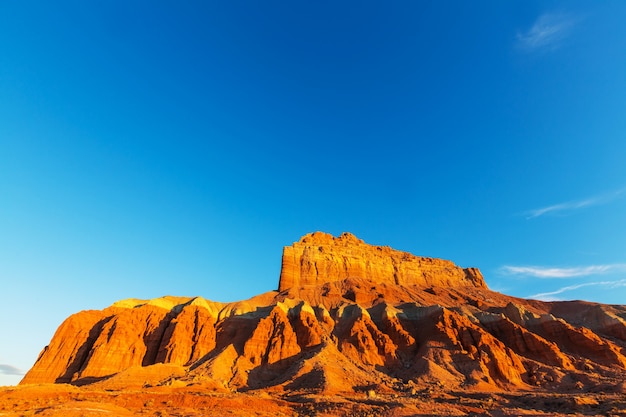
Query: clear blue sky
[[2, 1, 626, 385]]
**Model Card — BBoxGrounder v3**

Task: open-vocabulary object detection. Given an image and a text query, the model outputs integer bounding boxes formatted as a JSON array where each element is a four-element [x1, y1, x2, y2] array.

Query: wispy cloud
[[529, 279, 626, 301], [517, 12, 577, 52], [0, 364, 24, 376], [501, 264, 626, 278], [525, 188, 626, 219], [526, 198, 597, 219]]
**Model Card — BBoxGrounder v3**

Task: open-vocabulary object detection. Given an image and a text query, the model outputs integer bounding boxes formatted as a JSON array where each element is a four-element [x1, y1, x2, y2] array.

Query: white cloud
[[525, 188, 626, 219], [0, 364, 24, 376], [529, 279, 626, 301], [501, 264, 626, 278], [517, 12, 576, 52], [526, 198, 596, 219]]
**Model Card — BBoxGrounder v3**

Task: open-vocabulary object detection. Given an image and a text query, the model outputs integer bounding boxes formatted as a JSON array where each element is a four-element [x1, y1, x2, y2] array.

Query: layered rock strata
[[21, 232, 626, 395], [278, 232, 486, 291]]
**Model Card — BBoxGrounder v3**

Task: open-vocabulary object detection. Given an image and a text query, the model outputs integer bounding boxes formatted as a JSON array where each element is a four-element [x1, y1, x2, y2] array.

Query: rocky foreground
[[6, 232, 626, 416]]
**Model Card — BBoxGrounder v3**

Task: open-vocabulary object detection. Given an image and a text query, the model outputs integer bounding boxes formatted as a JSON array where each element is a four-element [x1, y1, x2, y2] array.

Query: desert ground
[[2, 383, 625, 417]]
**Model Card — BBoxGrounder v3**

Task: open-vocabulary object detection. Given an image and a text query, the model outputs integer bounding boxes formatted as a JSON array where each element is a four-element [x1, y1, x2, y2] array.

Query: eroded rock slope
[[22, 233, 626, 395]]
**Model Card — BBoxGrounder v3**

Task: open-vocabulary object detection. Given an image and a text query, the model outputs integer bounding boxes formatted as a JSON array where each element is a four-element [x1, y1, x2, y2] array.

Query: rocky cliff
[[21, 232, 626, 396], [278, 232, 486, 291]]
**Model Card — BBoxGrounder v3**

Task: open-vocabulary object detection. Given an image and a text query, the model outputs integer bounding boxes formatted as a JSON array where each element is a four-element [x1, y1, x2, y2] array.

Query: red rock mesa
[[21, 232, 626, 397]]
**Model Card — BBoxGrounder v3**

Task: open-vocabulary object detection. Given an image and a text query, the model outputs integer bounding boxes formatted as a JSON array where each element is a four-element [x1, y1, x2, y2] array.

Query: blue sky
[[2, 1, 626, 385]]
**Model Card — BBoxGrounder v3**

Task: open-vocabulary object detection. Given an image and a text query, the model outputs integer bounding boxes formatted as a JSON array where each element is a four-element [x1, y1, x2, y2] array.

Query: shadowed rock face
[[21, 233, 626, 395], [278, 232, 486, 291]]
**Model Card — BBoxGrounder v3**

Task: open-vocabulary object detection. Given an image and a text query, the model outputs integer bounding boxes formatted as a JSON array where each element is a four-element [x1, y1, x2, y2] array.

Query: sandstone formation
[[278, 232, 486, 291], [21, 232, 626, 400]]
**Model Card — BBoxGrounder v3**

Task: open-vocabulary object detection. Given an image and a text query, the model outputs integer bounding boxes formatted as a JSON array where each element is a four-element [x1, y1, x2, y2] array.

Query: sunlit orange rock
[[278, 232, 486, 291], [20, 232, 626, 396], [20, 309, 110, 384]]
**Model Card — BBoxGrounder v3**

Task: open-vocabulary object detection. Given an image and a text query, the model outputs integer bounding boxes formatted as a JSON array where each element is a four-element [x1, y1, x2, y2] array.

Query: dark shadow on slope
[[55, 316, 114, 383], [142, 310, 178, 366], [188, 308, 274, 370], [243, 344, 326, 391], [71, 374, 113, 386]]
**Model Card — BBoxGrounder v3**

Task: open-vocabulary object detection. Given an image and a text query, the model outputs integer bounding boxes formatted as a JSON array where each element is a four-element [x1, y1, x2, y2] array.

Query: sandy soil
[[2, 384, 626, 417]]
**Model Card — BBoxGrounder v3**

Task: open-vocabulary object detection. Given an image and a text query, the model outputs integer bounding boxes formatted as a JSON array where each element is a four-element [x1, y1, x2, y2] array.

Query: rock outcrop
[[21, 232, 626, 395], [279, 232, 486, 291]]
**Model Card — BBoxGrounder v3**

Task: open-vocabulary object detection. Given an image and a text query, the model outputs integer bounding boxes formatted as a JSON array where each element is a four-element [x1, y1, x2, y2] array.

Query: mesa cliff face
[[278, 232, 486, 291], [21, 232, 626, 396]]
